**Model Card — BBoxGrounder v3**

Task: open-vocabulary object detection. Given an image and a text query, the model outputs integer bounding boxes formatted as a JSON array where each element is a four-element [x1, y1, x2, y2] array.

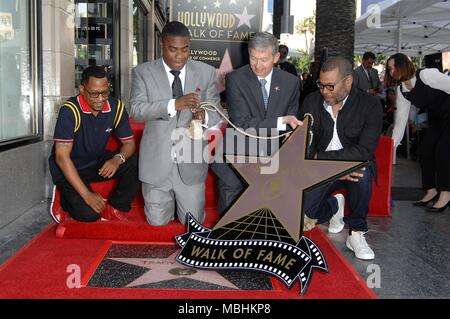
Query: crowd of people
[[48, 20, 450, 262]]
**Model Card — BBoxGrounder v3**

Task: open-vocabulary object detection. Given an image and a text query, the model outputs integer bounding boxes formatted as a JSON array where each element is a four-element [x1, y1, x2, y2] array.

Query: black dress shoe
[[413, 193, 439, 207], [426, 201, 450, 213]]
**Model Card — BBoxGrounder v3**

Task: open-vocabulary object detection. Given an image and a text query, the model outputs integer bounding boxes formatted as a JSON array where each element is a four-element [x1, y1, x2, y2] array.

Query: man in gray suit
[[211, 32, 303, 215], [130, 21, 221, 226], [353, 52, 382, 96]]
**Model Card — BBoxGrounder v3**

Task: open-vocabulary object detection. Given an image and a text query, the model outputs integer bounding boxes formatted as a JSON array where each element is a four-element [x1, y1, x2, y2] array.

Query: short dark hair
[[321, 56, 353, 78], [362, 51, 376, 61], [384, 53, 416, 87], [81, 66, 109, 85], [279, 44, 289, 58], [162, 21, 190, 41]]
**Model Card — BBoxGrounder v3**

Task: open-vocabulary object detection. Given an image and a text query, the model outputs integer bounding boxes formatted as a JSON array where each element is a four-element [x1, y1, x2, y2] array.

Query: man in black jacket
[[277, 44, 299, 77], [299, 56, 382, 260]]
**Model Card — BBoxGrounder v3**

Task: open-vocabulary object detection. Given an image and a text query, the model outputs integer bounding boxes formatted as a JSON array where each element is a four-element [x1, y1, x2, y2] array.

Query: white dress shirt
[[392, 68, 450, 147], [324, 96, 349, 151], [363, 67, 371, 81], [162, 59, 186, 118], [162, 59, 209, 126]]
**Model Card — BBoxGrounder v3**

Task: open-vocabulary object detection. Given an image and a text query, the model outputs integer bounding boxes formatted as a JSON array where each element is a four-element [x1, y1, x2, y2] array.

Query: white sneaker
[[346, 231, 375, 260], [328, 194, 345, 233]]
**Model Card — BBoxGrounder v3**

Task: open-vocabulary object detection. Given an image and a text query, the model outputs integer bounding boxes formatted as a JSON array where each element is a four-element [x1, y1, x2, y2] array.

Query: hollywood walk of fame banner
[[170, 0, 263, 91], [176, 215, 328, 295]]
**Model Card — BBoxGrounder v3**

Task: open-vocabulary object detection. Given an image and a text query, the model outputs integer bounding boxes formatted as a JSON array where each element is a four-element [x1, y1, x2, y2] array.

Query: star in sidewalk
[[109, 251, 239, 289], [229, 0, 237, 5], [235, 7, 255, 29], [214, 0, 222, 9], [214, 118, 364, 242]]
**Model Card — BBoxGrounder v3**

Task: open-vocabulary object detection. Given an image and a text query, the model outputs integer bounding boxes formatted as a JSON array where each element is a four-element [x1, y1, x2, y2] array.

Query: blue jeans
[[303, 169, 373, 232]]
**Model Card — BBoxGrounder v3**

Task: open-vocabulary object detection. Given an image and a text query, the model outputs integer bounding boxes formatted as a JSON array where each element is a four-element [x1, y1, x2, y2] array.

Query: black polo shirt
[[49, 94, 134, 183]]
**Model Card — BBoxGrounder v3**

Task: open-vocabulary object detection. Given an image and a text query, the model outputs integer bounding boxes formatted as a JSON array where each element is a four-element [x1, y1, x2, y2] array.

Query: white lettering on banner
[[177, 12, 236, 29]]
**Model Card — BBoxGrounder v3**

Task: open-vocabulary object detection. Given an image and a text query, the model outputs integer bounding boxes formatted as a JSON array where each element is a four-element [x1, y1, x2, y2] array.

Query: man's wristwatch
[[114, 153, 126, 164]]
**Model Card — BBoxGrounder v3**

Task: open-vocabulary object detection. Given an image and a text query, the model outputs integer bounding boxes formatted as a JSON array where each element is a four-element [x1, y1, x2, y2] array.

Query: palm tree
[[295, 14, 315, 55], [314, 0, 355, 65]]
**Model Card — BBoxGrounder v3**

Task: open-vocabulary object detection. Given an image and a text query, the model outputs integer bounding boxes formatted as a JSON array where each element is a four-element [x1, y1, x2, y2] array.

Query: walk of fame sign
[[171, 0, 263, 70], [176, 117, 366, 294]]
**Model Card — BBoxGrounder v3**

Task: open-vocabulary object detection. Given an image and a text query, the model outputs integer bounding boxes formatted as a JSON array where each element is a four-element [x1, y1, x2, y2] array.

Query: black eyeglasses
[[83, 88, 111, 98], [316, 76, 348, 91]]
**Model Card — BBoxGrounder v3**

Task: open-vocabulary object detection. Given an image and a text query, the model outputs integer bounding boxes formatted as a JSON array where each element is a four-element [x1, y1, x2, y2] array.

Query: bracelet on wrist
[[114, 153, 126, 164]]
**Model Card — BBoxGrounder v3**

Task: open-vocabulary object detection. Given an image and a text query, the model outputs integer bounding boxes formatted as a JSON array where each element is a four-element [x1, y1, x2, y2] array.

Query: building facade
[[0, 0, 167, 228]]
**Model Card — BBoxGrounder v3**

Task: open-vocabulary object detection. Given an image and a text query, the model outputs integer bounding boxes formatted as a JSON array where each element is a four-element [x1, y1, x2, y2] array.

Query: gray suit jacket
[[353, 65, 381, 92], [130, 58, 221, 186]]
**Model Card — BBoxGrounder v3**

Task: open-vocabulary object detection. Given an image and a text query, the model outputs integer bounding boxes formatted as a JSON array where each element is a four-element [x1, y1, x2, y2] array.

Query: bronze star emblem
[[214, 117, 365, 242]]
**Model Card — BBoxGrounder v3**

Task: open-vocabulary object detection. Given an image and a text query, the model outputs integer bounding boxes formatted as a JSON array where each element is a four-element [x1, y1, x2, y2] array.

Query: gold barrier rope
[[187, 101, 314, 146]]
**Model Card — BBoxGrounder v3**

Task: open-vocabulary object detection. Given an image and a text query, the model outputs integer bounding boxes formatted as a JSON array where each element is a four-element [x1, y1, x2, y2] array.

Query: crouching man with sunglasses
[[299, 57, 383, 260], [48, 66, 139, 223]]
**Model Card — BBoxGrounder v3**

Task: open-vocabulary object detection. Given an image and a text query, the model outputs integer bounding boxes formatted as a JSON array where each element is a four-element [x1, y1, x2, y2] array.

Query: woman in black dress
[[386, 53, 450, 212]]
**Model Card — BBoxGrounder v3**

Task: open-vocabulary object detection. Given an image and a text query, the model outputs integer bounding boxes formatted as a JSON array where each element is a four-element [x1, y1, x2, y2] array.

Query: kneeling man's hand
[[99, 157, 121, 179], [83, 192, 106, 214]]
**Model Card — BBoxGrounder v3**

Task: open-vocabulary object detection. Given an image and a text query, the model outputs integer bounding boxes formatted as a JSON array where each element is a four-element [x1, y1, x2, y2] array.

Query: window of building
[[133, 0, 148, 67], [155, 0, 168, 19], [154, 28, 162, 60], [0, 1, 41, 146], [74, 1, 119, 96]]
